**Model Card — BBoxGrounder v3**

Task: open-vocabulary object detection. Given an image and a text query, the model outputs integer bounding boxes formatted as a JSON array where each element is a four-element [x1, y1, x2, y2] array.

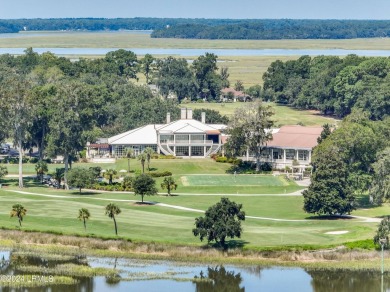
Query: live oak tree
[[374, 216, 390, 249], [132, 174, 158, 203], [370, 147, 390, 205], [0, 67, 34, 188], [140, 53, 155, 84], [66, 168, 96, 193], [225, 101, 274, 172], [193, 197, 245, 248], [46, 80, 95, 189], [303, 143, 355, 216]]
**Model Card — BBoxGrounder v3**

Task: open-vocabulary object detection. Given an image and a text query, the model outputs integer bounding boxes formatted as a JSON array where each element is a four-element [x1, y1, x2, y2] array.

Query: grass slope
[[0, 180, 385, 248], [185, 102, 338, 126]]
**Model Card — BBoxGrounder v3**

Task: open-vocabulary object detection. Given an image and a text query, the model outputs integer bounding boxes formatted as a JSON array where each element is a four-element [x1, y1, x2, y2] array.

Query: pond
[[0, 249, 388, 291]]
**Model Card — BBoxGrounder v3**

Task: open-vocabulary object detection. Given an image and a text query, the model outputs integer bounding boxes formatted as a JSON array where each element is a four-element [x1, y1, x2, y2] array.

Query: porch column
[[308, 150, 312, 163], [283, 149, 286, 163]]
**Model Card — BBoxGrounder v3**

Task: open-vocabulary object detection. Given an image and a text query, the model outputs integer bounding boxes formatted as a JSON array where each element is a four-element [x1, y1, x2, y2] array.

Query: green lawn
[[183, 174, 286, 186], [0, 179, 387, 248], [186, 102, 338, 126]]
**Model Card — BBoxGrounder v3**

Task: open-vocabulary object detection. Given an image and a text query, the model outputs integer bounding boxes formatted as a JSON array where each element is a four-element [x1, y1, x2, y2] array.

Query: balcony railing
[[160, 140, 216, 144]]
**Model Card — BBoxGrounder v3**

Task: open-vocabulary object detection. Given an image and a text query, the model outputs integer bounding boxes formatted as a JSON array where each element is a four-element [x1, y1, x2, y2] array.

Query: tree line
[[262, 55, 390, 120], [151, 20, 390, 40], [0, 18, 255, 33], [0, 48, 229, 188]]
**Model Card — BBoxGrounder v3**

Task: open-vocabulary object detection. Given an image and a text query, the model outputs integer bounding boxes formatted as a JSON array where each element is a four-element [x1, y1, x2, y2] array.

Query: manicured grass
[[183, 174, 286, 186], [0, 180, 387, 248], [185, 102, 338, 126]]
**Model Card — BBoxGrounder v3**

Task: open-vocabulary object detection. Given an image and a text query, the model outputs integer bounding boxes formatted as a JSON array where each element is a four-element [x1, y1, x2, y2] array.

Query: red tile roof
[[266, 125, 323, 149], [88, 143, 110, 149]]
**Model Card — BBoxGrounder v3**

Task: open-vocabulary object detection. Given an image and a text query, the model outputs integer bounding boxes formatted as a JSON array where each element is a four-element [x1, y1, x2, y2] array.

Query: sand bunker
[[325, 230, 349, 235]]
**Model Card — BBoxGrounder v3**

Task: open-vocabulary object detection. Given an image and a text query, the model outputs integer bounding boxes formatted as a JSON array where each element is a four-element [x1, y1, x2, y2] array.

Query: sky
[[0, 0, 389, 20]]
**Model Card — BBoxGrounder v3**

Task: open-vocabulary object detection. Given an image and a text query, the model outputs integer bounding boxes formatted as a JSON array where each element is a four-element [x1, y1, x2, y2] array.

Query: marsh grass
[[1, 230, 389, 271], [16, 264, 118, 277]]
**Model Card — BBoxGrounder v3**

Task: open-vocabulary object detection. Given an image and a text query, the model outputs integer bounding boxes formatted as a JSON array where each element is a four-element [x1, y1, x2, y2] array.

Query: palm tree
[[53, 167, 65, 189], [10, 204, 27, 227], [143, 147, 155, 171], [161, 176, 178, 196], [35, 160, 48, 183], [138, 153, 147, 173], [104, 169, 117, 185], [105, 203, 121, 236], [125, 148, 134, 173], [78, 208, 90, 231]]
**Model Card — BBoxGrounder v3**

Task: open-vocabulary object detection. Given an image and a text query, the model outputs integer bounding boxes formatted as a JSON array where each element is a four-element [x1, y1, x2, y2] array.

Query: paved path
[[7, 190, 380, 223]]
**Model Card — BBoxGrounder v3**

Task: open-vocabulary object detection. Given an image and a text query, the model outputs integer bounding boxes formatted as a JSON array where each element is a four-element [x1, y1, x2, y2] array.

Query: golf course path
[[8, 190, 379, 223]]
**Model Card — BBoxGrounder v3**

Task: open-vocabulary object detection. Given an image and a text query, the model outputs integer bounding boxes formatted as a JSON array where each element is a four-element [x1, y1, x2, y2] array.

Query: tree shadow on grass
[[133, 201, 157, 206], [70, 191, 101, 196], [305, 215, 355, 220]]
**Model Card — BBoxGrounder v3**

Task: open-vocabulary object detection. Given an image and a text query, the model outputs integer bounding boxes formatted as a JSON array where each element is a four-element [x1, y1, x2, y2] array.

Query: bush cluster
[[158, 155, 178, 159], [150, 171, 172, 177], [91, 181, 133, 192]]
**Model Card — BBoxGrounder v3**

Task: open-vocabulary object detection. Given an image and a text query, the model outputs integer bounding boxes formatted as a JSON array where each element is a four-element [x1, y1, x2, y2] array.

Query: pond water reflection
[[0, 250, 389, 292]]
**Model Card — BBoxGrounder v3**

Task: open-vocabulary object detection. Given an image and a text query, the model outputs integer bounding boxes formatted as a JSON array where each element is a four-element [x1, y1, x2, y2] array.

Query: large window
[[176, 146, 189, 156], [176, 134, 189, 144], [286, 149, 295, 160], [191, 134, 204, 143], [191, 146, 204, 156], [160, 135, 174, 143], [113, 145, 157, 157], [261, 148, 271, 158], [273, 150, 282, 160], [298, 150, 308, 161]]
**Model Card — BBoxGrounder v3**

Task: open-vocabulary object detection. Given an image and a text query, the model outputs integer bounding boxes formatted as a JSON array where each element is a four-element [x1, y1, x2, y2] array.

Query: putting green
[[181, 174, 286, 186]]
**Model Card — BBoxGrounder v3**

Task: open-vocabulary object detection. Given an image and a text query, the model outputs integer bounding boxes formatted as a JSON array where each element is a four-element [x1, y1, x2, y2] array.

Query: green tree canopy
[[374, 216, 390, 249], [193, 197, 245, 248], [66, 168, 96, 193], [370, 147, 390, 205], [225, 100, 274, 171], [303, 143, 355, 216], [132, 174, 158, 203]]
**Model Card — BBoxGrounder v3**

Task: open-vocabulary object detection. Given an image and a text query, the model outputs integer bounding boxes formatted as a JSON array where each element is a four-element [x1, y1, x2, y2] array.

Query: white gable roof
[[109, 124, 161, 145], [157, 119, 220, 134]]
